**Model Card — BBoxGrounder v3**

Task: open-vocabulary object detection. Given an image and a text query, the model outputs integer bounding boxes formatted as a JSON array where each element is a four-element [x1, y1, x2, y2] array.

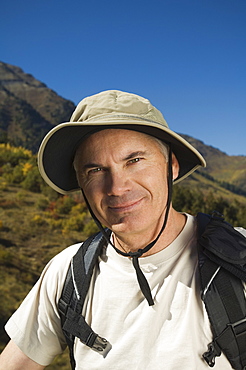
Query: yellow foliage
[[62, 213, 86, 232], [70, 203, 87, 215], [22, 162, 33, 176], [31, 214, 46, 226], [0, 143, 32, 157], [0, 179, 8, 190], [33, 215, 42, 222]]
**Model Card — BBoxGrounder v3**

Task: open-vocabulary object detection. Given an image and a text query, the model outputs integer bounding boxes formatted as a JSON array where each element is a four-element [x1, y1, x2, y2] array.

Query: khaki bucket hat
[[38, 90, 206, 194]]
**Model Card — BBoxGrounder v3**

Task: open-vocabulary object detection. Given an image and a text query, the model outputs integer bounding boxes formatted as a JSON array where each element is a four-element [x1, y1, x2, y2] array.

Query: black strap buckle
[[203, 342, 221, 367]]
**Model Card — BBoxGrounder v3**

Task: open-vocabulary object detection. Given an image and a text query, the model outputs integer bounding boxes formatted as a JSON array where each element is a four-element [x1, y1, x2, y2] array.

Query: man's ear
[[172, 153, 180, 181]]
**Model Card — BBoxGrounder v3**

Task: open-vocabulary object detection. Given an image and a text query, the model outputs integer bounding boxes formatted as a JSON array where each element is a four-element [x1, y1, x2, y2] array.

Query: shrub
[[47, 218, 64, 230], [0, 248, 14, 265], [70, 202, 87, 216], [83, 220, 99, 237], [62, 213, 87, 232], [1, 163, 14, 184], [22, 162, 33, 176], [40, 183, 60, 201], [0, 179, 8, 191], [36, 197, 50, 211], [0, 144, 32, 167], [16, 191, 28, 203], [21, 166, 42, 192], [31, 214, 48, 226], [55, 196, 77, 215]]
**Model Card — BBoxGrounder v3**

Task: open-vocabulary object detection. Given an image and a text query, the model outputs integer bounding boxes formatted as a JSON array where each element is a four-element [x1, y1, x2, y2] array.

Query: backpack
[[58, 213, 246, 369]]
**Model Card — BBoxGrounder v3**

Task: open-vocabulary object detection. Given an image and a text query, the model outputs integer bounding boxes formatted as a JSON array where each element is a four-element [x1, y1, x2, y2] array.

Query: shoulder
[[49, 242, 82, 265], [40, 242, 83, 282]]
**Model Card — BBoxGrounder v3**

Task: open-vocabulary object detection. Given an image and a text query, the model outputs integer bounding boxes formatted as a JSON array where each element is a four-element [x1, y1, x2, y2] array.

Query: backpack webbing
[[197, 212, 246, 369], [58, 230, 112, 369], [58, 213, 246, 369]]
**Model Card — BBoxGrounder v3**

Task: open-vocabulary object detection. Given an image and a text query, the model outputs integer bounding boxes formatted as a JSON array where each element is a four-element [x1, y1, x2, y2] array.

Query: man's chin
[[110, 220, 142, 236], [100, 213, 145, 235]]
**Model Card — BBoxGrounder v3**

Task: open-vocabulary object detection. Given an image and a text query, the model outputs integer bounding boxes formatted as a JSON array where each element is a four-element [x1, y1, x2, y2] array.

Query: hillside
[[0, 61, 245, 196], [0, 61, 75, 152], [0, 61, 245, 198], [0, 146, 99, 369], [182, 134, 246, 194]]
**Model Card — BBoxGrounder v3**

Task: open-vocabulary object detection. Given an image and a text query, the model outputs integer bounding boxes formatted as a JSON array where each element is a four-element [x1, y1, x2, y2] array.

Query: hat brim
[[38, 119, 206, 194]]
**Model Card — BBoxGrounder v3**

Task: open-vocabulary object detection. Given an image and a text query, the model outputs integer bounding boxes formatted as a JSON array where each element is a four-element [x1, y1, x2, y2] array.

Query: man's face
[[75, 129, 178, 239]]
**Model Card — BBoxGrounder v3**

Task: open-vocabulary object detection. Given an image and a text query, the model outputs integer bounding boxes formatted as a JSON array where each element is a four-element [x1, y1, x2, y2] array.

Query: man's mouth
[[108, 198, 144, 213]]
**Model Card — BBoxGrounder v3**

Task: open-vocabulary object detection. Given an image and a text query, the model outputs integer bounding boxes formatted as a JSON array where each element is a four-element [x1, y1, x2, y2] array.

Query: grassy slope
[[182, 134, 246, 192], [180, 171, 246, 205], [0, 185, 95, 369]]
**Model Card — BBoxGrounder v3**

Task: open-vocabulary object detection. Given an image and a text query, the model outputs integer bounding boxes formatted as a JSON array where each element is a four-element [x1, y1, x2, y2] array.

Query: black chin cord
[[81, 147, 173, 306]]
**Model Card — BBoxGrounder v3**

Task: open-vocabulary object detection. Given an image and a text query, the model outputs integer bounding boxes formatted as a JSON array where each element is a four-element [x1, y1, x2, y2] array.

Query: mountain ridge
[[0, 61, 75, 152], [0, 60, 245, 196]]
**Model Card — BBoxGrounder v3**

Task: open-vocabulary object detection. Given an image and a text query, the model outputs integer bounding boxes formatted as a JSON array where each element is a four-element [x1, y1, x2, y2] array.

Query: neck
[[112, 209, 186, 257]]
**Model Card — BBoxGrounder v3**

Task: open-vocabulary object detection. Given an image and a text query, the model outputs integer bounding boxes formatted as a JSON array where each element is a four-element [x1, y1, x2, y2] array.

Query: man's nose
[[105, 170, 130, 196]]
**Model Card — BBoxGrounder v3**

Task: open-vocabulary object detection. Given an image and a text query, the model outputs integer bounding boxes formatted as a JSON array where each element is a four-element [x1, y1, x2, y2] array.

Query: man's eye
[[88, 167, 103, 174], [128, 158, 141, 164]]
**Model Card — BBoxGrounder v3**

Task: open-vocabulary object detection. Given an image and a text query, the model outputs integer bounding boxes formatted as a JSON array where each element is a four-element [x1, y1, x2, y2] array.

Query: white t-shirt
[[5, 214, 233, 369]]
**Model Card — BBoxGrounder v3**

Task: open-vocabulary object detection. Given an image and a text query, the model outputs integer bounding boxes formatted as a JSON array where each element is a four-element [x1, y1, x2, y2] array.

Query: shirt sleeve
[[5, 243, 81, 366]]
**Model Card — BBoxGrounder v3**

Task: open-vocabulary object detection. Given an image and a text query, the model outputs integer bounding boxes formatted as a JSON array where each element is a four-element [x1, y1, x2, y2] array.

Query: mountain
[[0, 61, 245, 198], [0, 61, 75, 152]]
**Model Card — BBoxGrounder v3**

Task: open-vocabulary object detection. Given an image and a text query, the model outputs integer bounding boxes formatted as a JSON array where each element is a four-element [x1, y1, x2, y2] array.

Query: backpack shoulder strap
[[58, 230, 112, 369], [197, 212, 246, 369]]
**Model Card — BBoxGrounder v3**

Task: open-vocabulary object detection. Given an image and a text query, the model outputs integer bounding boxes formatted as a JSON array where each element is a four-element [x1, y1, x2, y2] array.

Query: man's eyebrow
[[124, 151, 147, 161], [80, 151, 148, 170]]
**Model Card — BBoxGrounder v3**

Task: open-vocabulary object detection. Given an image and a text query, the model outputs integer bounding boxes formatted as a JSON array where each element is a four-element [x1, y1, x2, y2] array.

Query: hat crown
[[70, 90, 168, 127]]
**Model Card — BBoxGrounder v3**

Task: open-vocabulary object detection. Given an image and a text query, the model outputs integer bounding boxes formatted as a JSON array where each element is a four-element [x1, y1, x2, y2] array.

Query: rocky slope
[[0, 61, 75, 152]]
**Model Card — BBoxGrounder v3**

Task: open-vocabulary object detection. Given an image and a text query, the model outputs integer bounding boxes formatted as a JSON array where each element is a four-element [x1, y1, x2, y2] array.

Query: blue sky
[[1, 0, 246, 155]]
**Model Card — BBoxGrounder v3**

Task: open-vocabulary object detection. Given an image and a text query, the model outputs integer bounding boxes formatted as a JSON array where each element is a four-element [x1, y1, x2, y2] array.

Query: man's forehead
[[88, 127, 150, 139], [74, 128, 168, 169], [81, 128, 160, 149]]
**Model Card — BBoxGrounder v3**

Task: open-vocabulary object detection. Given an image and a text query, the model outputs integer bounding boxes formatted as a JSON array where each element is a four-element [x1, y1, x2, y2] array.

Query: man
[[0, 90, 239, 369]]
